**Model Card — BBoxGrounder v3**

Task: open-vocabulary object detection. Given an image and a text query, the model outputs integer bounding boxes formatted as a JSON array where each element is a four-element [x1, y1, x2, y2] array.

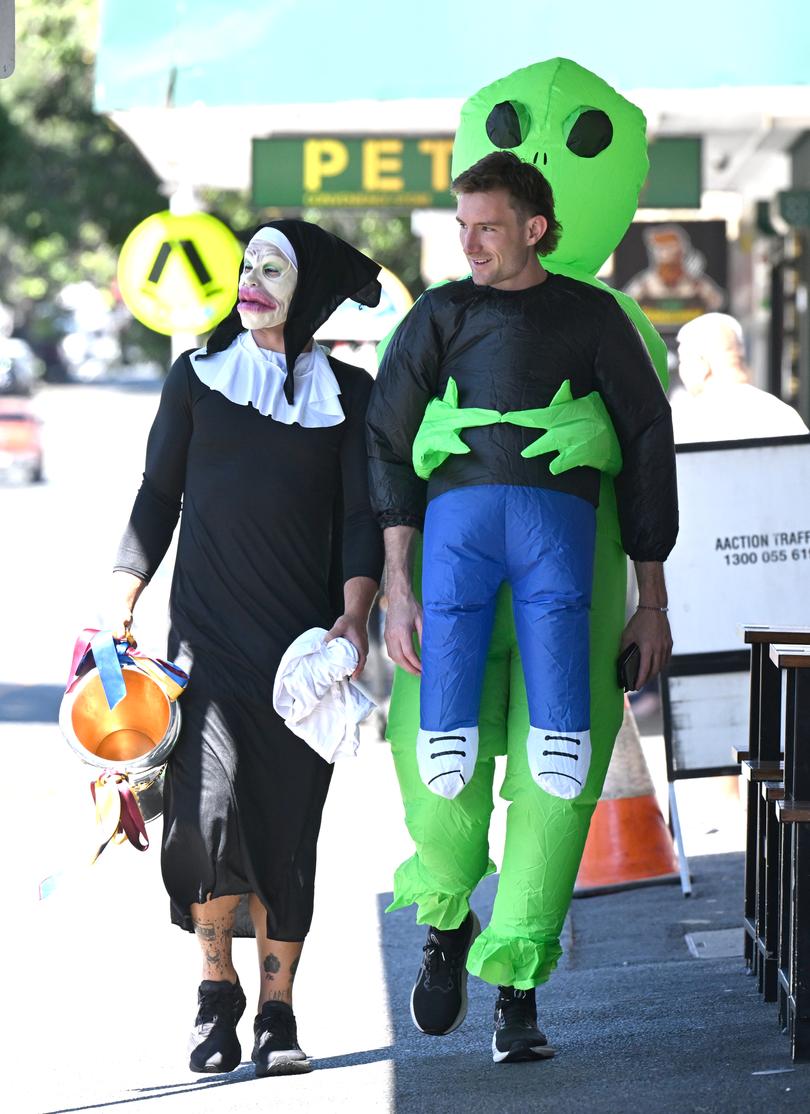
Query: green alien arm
[[411, 377, 501, 480], [410, 377, 622, 481], [504, 381, 622, 476]]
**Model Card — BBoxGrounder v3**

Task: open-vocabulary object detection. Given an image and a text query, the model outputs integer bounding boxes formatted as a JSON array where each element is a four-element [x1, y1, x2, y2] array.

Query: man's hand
[[619, 607, 672, 689], [324, 613, 369, 679], [381, 525, 423, 675], [619, 560, 672, 689], [384, 588, 423, 676]]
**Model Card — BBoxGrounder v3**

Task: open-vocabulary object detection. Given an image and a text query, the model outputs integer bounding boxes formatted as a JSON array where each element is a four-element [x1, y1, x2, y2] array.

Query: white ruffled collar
[[189, 332, 344, 427]]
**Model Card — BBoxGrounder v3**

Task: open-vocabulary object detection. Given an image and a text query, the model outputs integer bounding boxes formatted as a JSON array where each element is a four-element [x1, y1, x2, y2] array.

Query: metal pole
[[169, 183, 202, 364], [668, 781, 692, 896]]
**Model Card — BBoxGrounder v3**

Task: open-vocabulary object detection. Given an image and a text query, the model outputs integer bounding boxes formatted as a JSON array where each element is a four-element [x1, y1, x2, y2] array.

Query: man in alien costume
[[371, 59, 676, 1061]]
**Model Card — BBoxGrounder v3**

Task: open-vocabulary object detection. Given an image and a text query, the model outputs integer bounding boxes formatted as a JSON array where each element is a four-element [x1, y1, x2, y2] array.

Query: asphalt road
[[3, 379, 809, 1114]]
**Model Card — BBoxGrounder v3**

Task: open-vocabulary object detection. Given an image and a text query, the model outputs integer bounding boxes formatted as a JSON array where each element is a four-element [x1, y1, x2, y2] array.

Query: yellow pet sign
[[118, 212, 243, 336]]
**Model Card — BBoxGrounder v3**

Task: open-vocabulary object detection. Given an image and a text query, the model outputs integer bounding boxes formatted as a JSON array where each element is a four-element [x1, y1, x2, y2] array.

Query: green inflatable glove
[[412, 377, 622, 480], [506, 383, 623, 475], [412, 378, 500, 479]]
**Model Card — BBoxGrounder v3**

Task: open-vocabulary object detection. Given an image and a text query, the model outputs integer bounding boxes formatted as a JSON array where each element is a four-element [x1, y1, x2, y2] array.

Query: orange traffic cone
[[574, 701, 680, 895]]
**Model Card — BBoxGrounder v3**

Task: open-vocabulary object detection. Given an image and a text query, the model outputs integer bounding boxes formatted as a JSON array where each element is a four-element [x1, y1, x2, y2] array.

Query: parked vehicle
[[0, 337, 44, 397], [0, 397, 44, 483]]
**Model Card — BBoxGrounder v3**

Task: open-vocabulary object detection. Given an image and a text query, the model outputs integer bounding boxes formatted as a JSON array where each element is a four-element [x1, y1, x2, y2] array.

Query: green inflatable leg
[[386, 720, 497, 930], [467, 510, 627, 988], [386, 480, 627, 986], [385, 560, 515, 928]]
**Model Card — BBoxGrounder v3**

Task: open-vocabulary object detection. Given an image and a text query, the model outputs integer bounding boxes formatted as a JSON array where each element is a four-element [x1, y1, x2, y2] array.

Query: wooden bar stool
[[770, 644, 810, 1060], [739, 627, 810, 983], [757, 773, 785, 1000]]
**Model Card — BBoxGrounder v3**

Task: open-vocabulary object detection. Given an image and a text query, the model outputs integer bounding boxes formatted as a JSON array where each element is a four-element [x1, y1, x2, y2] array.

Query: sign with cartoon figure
[[613, 220, 727, 334], [118, 212, 244, 336]]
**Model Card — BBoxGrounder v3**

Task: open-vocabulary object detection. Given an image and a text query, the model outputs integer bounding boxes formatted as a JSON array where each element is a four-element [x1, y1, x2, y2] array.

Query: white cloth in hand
[[273, 627, 376, 762]]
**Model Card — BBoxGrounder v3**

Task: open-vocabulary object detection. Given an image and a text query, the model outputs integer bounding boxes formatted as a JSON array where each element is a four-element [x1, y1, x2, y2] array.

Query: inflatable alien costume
[[371, 59, 677, 991]]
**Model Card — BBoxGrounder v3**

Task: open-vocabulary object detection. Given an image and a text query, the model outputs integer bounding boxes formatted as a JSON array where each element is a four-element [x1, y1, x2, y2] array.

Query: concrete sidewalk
[[382, 851, 809, 1114], [11, 713, 809, 1114]]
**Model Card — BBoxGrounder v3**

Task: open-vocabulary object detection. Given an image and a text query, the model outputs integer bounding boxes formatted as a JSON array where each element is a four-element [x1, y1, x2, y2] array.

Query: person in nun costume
[[109, 220, 384, 1078]]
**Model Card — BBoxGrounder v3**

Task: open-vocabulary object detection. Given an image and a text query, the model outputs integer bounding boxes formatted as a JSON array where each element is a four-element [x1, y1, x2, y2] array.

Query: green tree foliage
[[0, 0, 165, 372]]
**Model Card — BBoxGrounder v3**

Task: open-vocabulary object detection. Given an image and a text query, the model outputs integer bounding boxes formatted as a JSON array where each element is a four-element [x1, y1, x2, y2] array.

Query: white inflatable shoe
[[527, 725, 591, 799], [417, 727, 479, 799]]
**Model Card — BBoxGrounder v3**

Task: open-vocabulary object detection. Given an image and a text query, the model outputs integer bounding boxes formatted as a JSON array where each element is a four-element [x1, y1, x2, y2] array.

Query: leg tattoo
[[191, 895, 240, 983], [263, 953, 281, 981]]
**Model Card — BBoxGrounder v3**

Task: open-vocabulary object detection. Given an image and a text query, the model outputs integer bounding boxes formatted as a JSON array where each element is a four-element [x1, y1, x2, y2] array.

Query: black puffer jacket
[[366, 273, 678, 562]]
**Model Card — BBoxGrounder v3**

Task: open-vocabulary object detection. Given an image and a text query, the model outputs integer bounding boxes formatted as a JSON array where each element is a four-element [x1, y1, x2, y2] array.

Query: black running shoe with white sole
[[410, 910, 481, 1035], [252, 1001, 312, 1077], [492, 986, 555, 1063], [188, 978, 247, 1074]]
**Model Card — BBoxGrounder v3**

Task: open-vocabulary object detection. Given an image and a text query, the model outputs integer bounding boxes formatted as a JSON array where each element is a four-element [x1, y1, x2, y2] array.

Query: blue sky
[[95, 0, 810, 110]]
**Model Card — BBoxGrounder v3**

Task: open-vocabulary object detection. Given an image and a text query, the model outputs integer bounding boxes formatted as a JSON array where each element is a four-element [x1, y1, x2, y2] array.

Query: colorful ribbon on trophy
[[66, 628, 188, 707], [88, 630, 127, 708], [126, 651, 187, 701], [90, 769, 150, 861]]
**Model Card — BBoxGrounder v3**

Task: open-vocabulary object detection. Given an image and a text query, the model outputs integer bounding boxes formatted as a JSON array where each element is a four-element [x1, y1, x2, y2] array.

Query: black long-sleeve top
[[116, 350, 383, 698], [366, 274, 678, 562]]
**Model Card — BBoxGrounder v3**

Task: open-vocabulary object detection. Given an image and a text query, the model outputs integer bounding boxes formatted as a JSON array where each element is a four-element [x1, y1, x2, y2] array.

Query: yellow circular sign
[[118, 211, 243, 336]]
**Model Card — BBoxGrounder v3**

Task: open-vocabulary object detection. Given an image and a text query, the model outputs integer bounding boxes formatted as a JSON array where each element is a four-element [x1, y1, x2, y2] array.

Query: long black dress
[[115, 349, 383, 941]]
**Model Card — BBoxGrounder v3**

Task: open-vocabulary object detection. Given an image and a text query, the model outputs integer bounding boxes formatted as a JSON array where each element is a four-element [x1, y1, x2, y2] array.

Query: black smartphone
[[617, 642, 641, 692]]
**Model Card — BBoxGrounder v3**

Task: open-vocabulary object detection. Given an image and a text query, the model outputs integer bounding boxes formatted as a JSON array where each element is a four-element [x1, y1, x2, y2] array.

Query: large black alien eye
[[565, 108, 613, 158], [486, 100, 531, 149]]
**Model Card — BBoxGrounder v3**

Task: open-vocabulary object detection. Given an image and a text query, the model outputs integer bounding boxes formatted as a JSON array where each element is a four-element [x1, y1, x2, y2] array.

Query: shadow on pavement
[[0, 683, 63, 722], [40, 1068, 254, 1114], [377, 853, 810, 1114], [41, 1048, 400, 1114]]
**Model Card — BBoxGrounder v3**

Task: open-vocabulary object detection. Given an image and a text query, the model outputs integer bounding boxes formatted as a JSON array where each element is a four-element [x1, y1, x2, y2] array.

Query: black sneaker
[[252, 1001, 312, 1077], [492, 986, 555, 1063], [410, 910, 481, 1035], [188, 978, 246, 1073]]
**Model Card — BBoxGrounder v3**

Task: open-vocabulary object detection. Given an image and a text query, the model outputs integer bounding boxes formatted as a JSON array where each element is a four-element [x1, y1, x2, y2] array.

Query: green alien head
[[452, 57, 649, 276]]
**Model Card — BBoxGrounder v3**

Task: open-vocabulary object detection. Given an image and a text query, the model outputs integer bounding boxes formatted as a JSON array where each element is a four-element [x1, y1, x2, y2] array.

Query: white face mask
[[237, 233, 298, 330]]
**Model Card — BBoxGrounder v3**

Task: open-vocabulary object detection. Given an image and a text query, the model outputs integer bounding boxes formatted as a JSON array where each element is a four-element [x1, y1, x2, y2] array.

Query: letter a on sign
[[118, 212, 243, 336]]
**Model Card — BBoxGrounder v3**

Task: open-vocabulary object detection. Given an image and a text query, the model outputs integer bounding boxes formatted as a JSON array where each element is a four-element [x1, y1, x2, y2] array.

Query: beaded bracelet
[[637, 604, 669, 612]]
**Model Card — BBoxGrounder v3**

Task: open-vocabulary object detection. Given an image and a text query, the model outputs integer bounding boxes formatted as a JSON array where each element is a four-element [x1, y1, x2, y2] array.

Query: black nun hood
[[203, 219, 382, 403]]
